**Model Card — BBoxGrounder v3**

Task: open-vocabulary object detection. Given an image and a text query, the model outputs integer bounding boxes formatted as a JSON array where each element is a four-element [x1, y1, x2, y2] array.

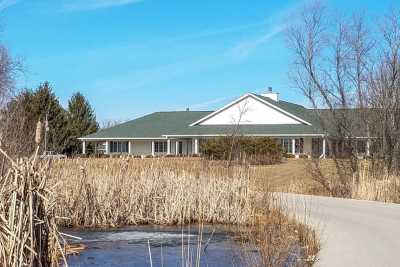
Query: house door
[[178, 141, 183, 154]]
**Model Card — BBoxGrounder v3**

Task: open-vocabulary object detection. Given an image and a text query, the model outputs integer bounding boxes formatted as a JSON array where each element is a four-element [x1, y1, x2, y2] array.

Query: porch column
[[128, 141, 132, 154], [322, 138, 326, 159], [175, 140, 179, 155], [167, 139, 171, 154], [291, 138, 296, 155], [366, 139, 371, 157], [194, 138, 199, 154], [151, 141, 155, 156], [82, 141, 86, 154]]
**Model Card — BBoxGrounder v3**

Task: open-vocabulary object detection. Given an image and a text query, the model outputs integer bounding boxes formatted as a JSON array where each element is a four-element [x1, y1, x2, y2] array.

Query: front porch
[[81, 136, 331, 158], [81, 138, 201, 157]]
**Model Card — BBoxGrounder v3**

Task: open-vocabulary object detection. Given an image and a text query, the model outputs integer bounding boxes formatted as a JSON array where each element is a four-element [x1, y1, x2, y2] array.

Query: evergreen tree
[[1, 82, 68, 156], [31, 82, 68, 154], [65, 92, 98, 154]]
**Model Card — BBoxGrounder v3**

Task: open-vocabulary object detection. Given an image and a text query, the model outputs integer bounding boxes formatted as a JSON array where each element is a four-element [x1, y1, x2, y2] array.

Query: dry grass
[[50, 157, 258, 227], [352, 162, 400, 203], [254, 158, 400, 203], [241, 197, 319, 267], [248, 159, 329, 196], [0, 148, 66, 267]]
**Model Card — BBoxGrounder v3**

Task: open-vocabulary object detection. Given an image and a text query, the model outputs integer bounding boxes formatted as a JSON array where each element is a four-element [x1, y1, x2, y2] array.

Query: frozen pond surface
[[63, 225, 250, 267]]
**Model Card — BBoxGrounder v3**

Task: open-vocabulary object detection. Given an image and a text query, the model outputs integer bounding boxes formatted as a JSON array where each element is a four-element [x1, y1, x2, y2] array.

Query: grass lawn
[[249, 159, 334, 196]]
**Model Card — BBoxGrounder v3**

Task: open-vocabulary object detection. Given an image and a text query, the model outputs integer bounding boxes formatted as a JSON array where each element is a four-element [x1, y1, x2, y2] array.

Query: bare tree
[[0, 44, 21, 174], [227, 97, 250, 167], [287, 2, 375, 195], [368, 11, 400, 173], [101, 119, 125, 129], [0, 45, 19, 107]]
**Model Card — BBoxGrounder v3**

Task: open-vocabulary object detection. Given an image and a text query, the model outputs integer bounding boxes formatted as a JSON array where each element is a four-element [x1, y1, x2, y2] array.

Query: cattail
[[35, 120, 42, 145]]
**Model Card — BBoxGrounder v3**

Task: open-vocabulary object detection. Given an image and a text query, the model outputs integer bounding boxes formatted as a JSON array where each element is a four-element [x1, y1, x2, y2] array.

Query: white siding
[[131, 140, 152, 155], [199, 96, 301, 125], [303, 137, 312, 155]]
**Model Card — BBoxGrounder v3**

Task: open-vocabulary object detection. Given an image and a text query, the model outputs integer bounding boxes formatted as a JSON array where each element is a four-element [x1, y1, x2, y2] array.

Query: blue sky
[[2, 0, 399, 122]]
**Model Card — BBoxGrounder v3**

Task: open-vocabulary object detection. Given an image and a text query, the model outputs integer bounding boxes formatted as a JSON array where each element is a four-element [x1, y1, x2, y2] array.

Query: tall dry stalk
[[0, 121, 66, 267], [352, 161, 400, 203], [51, 158, 257, 227]]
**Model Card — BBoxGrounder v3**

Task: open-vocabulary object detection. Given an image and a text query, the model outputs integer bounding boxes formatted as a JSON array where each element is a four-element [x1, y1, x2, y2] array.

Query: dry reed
[[239, 194, 319, 267], [50, 158, 258, 227], [0, 148, 66, 267], [281, 159, 400, 203], [352, 162, 400, 203]]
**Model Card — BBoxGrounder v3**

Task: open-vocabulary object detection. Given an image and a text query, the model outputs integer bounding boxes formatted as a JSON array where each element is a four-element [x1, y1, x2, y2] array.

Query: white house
[[79, 89, 370, 158]]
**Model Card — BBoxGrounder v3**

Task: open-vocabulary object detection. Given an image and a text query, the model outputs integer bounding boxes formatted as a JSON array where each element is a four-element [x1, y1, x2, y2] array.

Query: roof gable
[[191, 93, 312, 126]]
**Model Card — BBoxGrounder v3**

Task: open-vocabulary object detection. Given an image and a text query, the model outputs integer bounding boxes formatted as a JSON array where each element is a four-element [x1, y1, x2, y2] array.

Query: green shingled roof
[[81, 95, 328, 140], [82, 111, 213, 139]]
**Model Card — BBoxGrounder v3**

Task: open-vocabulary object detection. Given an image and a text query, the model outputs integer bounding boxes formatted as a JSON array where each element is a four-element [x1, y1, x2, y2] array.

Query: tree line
[[1, 81, 98, 157]]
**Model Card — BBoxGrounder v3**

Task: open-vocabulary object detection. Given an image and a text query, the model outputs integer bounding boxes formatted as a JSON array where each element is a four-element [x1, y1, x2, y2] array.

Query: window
[[281, 138, 303, 154], [110, 141, 129, 153], [295, 138, 304, 154], [178, 141, 183, 154], [154, 141, 168, 153], [281, 139, 293, 153]]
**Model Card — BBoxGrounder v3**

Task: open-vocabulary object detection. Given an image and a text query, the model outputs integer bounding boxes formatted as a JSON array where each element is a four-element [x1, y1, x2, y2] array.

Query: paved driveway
[[274, 193, 400, 267]]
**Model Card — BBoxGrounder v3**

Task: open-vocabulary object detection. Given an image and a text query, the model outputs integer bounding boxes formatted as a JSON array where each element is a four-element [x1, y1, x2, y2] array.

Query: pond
[[63, 224, 253, 267]]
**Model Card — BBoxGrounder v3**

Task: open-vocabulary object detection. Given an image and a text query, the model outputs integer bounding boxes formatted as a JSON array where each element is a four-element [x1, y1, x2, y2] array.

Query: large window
[[281, 139, 293, 153], [154, 141, 168, 153], [281, 138, 303, 154], [110, 141, 129, 153]]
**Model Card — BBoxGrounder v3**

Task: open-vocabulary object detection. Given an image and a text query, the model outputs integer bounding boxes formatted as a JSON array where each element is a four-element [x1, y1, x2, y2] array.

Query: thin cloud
[[0, 0, 18, 10], [164, 19, 272, 44], [64, 0, 143, 12], [229, 25, 285, 60], [228, 1, 307, 60]]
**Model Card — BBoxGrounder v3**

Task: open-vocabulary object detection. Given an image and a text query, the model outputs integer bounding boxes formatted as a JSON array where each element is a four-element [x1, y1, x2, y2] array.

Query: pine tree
[[31, 82, 68, 154], [1, 82, 68, 156], [65, 92, 98, 154]]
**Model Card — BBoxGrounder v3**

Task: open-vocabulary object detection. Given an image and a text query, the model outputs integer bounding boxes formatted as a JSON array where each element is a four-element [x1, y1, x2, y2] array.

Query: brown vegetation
[[255, 158, 400, 204], [51, 157, 257, 226], [241, 197, 319, 267], [0, 148, 66, 267], [48, 157, 319, 266]]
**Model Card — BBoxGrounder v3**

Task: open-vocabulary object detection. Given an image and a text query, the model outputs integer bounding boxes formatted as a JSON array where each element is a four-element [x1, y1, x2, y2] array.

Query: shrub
[[283, 153, 295, 159], [201, 137, 283, 165]]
